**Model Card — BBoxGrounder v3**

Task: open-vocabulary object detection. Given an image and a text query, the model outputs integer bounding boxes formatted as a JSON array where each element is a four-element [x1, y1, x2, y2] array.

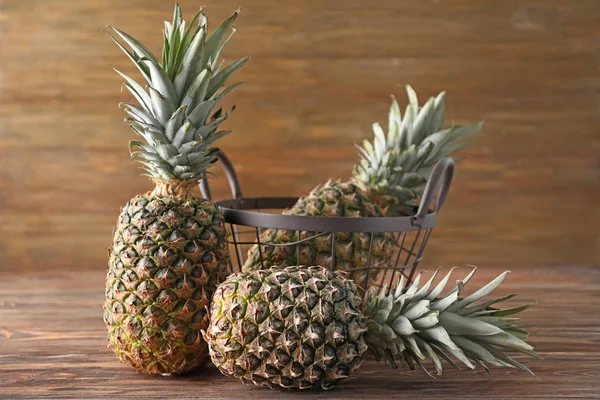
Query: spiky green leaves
[[363, 268, 537, 377], [352, 86, 483, 215], [107, 5, 249, 183]]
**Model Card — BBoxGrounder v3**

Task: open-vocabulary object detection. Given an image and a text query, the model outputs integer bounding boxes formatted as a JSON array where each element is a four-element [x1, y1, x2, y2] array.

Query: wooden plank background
[[0, 0, 599, 271]]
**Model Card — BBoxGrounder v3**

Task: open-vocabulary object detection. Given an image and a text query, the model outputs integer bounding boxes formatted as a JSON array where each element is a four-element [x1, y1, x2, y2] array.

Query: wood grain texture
[[0, 265, 599, 399], [0, 0, 599, 271]]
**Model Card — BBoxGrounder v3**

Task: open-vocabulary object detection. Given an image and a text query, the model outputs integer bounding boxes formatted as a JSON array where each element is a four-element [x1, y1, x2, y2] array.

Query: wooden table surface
[[0, 265, 598, 399]]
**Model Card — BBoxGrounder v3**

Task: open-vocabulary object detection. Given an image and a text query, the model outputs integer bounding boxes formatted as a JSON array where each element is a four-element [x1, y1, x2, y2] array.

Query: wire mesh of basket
[[201, 151, 455, 295]]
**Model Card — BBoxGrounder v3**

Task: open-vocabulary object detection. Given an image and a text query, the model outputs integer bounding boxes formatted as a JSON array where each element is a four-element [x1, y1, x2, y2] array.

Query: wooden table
[[1, 265, 598, 399]]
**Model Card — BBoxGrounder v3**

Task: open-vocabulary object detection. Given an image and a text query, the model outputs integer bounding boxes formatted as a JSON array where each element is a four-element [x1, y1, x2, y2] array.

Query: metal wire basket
[[201, 151, 455, 294]]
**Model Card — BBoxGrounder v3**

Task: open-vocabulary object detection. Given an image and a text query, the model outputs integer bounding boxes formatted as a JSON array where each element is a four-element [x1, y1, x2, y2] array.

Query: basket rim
[[215, 196, 437, 232]]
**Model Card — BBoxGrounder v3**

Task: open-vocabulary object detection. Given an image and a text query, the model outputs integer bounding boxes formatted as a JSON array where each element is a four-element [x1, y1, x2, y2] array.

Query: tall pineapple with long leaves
[[244, 87, 482, 282], [103, 5, 249, 375]]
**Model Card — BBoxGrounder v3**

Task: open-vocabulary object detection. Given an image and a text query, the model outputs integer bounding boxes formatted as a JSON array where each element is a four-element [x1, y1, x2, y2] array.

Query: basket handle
[[413, 157, 455, 223], [200, 150, 244, 200]]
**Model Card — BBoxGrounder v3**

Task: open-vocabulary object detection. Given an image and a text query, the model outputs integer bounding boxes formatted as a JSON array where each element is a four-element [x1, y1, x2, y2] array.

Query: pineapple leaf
[[112, 68, 152, 111], [420, 326, 460, 352], [404, 272, 422, 297], [182, 68, 211, 111], [451, 336, 498, 364], [108, 26, 160, 66], [205, 8, 240, 68], [446, 271, 510, 313], [406, 85, 419, 114], [164, 106, 188, 141], [403, 299, 430, 320], [193, 113, 230, 141], [476, 341, 537, 376], [188, 98, 219, 126], [131, 151, 164, 163], [140, 58, 177, 106], [211, 26, 238, 71], [205, 129, 232, 145], [155, 143, 179, 159], [457, 294, 517, 316], [146, 86, 171, 124], [372, 123, 386, 164], [412, 268, 441, 301], [388, 95, 401, 140], [121, 103, 161, 128], [168, 154, 190, 167], [172, 120, 196, 148], [430, 91, 446, 133], [476, 316, 521, 328], [405, 335, 425, 359], [129, 140, 156, 154], [174, 24, 207, 99], [206, 57, 250, 100], [449, 267, 478, 295], [492, 304, 534, 317], [439, 312, 504, 336], [412, 311, 439, 329], [129, 123, 169, 144], [425, 267, 457, 300], [484, 332, 534, 352], [390, 315, 416, 336], [411, 97, 435, 144], [178, 140, 201, 155], [415, 336, 442, 375], [107, 33, 151, 80], [213, 81, 244, 104], [429, 343, 465, 371], [430, 291, 459, 313]]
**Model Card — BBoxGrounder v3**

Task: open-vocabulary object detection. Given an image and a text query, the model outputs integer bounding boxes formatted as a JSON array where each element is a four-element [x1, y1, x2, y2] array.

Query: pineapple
[[206, 265, 537, 390], [243, 87, 483, 281], [103, 5, 249, 375]]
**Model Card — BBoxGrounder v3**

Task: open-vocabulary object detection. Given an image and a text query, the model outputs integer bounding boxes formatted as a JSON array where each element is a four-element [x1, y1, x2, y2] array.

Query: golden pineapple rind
[[243, 181, 396, 284], [207, 266, 369, 389], [104, 193, 229, 375]]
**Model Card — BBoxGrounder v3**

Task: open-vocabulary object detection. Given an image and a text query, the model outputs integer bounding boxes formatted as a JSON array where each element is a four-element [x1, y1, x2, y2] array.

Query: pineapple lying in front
[[243, 88, 483, 282], [206, 265, 537, 390], [103, 5, 249, 375]]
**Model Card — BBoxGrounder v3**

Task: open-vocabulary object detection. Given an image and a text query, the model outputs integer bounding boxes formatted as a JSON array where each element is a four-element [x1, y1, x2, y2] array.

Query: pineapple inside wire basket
[[200, 150, 455, 295]]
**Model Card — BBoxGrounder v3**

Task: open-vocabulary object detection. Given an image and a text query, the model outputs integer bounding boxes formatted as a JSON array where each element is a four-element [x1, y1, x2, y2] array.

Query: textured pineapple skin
[[243, 181, 397, 284], [206, 266, 369, 390], [104, 193, 229, 375]]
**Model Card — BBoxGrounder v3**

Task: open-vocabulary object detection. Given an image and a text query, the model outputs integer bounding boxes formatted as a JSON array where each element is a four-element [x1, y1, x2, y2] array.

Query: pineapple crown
[[363, 267, 537, 377], [352, 86, 483, 214], [107, 4, 249, 184]]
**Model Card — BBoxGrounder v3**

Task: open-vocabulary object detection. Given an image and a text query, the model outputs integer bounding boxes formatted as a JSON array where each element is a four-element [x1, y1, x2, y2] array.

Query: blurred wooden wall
[[1, 0, 599, 271]]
